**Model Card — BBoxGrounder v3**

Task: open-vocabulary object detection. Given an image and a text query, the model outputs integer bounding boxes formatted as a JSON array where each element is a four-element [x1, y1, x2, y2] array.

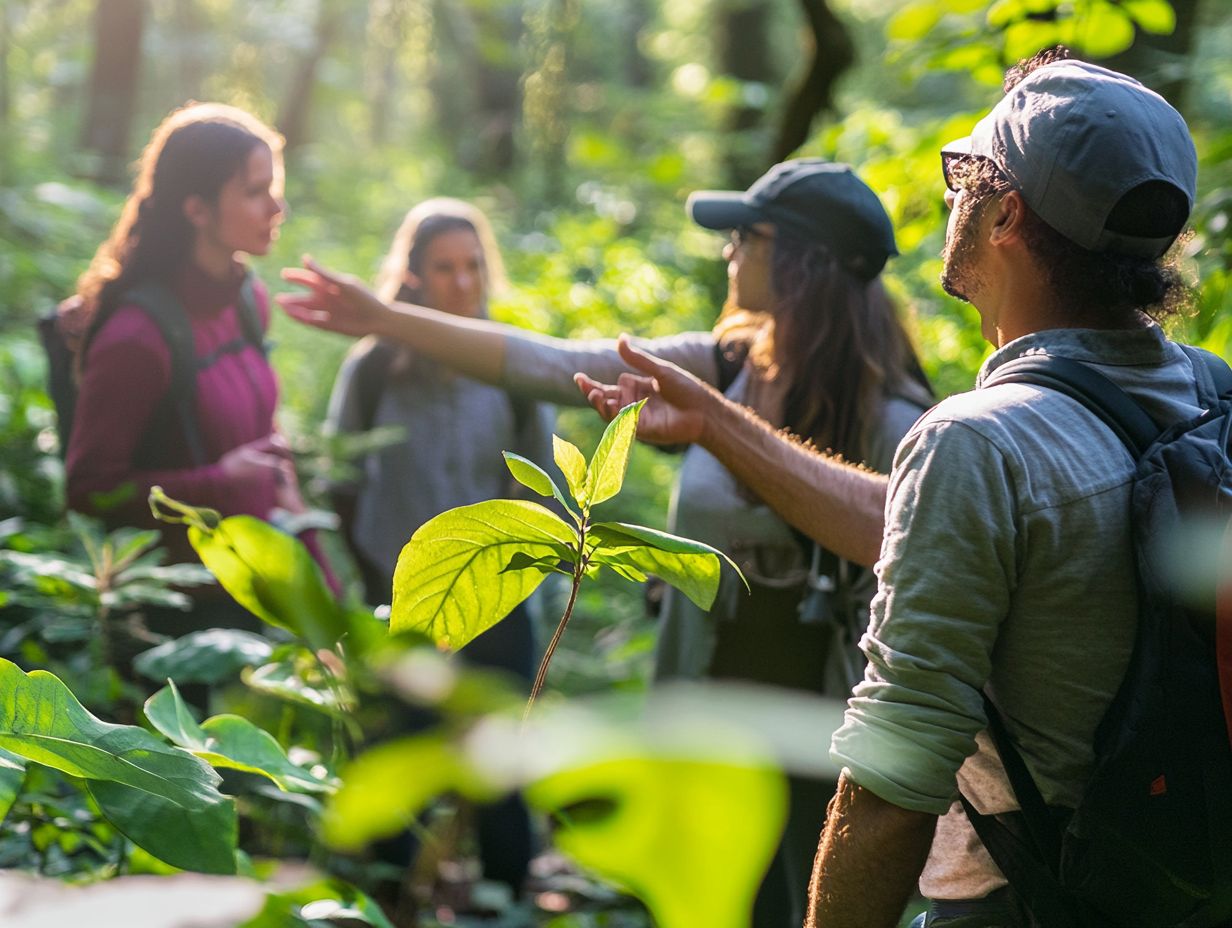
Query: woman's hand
[[574, 336, 716, 446], [278, 256, 393, 337], [218, 434, 293, 489]]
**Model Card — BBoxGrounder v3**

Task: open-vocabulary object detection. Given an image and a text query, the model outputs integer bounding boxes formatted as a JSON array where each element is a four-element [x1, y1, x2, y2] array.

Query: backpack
[[39, 274, 266, 467], [964, 345, 1232, 928]]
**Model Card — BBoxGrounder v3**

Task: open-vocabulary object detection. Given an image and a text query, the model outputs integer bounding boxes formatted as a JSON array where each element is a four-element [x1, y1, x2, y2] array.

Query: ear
[[402, 269, 422, 291], [987, 189, 1027, 247], [182, 194, 211, 230]]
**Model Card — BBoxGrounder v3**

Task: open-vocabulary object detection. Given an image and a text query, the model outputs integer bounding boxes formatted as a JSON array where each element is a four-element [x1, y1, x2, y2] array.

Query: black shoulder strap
[[353, 339, 400, 432], [715, 339, 750, 394], [234, 271, 269, 356], [121, 281, 208, 467], [985, 355, 1159, 459], [39, 306, 79, 458], [1180, 344, 1232, 403], [509, 390, 535, 439]]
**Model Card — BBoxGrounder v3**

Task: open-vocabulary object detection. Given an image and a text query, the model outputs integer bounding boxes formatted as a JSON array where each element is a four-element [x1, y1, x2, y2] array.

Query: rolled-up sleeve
[[830, 416, 1019, 814]]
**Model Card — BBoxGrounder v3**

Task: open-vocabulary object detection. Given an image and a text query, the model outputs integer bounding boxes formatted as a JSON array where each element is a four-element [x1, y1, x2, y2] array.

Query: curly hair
[[73, 102, 283, 362], [948, 47, 1192, 322]]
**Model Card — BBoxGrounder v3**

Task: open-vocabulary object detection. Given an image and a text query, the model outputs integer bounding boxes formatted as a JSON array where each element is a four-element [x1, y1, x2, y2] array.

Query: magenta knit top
[[66, 262, 279, 537]]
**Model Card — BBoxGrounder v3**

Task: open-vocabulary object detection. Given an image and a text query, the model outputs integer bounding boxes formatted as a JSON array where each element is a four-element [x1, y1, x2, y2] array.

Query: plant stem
[[524, 520, 587, 720]]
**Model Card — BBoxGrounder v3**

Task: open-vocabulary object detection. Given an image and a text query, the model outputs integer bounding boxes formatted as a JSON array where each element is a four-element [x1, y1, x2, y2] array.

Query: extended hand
[[278, 256, 391, 337], [218, 433, 294, 490], [574, 336, 717, 446]]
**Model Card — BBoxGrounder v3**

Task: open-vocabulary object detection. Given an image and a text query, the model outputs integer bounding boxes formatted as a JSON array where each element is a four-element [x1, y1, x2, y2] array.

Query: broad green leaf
[[145, 682, 208, 750], [134, 629, 275, 685], [604, 562, 648, 583], [188, 514, 345, 651], [526, 756, 786, 928], [1075, 3, 1135, 57], [0, 747, 26, 826], [589, 521, 744, 610], [88, 779, 238, 874], [503, 452, 556, 497], [244, 657, 352, 718], [148, 682, 335, 793], [503, 451, 574, 513], [109, 527, 162, 569], [1002, 18, 1061, 61], [1123, 0, 1175, 34], [196, 715, 336, 793], [553, 434, 588, 502], [323, 735, 491, 851], [584, 400, 646, 507], [392, 500, 575, 649], [887, 2, 941, 41], [0, 659, 225, 812], [987, 0, 1025, 28]]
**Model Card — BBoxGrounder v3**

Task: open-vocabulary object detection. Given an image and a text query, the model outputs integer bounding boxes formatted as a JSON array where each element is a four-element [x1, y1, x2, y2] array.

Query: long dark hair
[[717, 235, 931, 461], [73, 102, 283, 361]]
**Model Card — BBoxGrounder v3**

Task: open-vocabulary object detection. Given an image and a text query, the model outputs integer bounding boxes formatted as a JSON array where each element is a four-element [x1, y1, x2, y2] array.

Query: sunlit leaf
[[987, 0, 1025, 28], [188, 515, 346, 651], [1123, 0, 1176, 34], [503, 452, 574, 513], [526, 756, 786, 928], [589, 521, 743, 610], [391, 500, 575, 649], [887, 2, 942, 41], [1002, 18, 1061, 61], [1074, 2, 1136, 57], [585, 400, 646, 507], [553, 435, 588, 503], [134, 629, 276, 685], [323, 735, 492, 852]]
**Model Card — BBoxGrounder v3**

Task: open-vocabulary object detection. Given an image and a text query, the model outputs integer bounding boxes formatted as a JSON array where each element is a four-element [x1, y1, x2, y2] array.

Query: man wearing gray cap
[[577, 47, 1219, 926]]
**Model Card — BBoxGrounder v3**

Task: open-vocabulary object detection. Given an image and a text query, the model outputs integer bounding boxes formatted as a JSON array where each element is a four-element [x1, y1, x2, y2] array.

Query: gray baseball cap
[[942, 59, 1196, 259], [686, 159, 898, 281]]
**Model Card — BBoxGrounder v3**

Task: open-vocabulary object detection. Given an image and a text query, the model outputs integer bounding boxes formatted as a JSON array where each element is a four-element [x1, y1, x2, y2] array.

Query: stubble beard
[[940, 198, 985, 303]]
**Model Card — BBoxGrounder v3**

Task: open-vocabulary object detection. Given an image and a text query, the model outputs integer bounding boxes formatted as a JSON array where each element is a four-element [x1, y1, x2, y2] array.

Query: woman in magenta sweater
[[65, 102, 331, 645]]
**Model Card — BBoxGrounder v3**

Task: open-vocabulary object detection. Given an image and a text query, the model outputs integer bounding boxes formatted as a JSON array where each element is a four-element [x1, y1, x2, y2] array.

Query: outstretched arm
[[279, 258, 509, 383], [575, 337, 890, 567]]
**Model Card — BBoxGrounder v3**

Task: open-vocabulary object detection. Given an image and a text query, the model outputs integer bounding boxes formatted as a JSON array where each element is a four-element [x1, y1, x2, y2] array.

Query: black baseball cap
[[686, 159, 899, 281]]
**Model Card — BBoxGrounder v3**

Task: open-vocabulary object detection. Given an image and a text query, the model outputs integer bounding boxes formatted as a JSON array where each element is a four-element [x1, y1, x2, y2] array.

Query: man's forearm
[[697, 397, 889, 567], [806, 771, 936, 928]]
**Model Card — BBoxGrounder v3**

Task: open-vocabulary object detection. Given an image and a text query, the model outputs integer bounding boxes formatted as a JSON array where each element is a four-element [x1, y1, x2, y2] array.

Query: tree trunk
[[523, 0, 576, 202], [80, 0, 145, 185], [623, 0, 653, 88], [171, 0, 204, 103], [430, 0, 522, 176], [716, 0, 775, 187], [1102, 0, 1203, 114], [366, 0, 410, 147], [277, 1, 343, 151], [0, 3, 11, 182], [771, 0, 854, 163]]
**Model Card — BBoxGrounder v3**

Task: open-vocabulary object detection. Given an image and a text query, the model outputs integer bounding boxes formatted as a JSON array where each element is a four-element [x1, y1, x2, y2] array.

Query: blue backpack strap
[[985, 355, 1159, 459], [1179, 344, 1232, 405]]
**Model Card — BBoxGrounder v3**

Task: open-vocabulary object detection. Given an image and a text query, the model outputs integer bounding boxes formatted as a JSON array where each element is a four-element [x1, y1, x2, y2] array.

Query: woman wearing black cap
[[281, 161, 932, 925]]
